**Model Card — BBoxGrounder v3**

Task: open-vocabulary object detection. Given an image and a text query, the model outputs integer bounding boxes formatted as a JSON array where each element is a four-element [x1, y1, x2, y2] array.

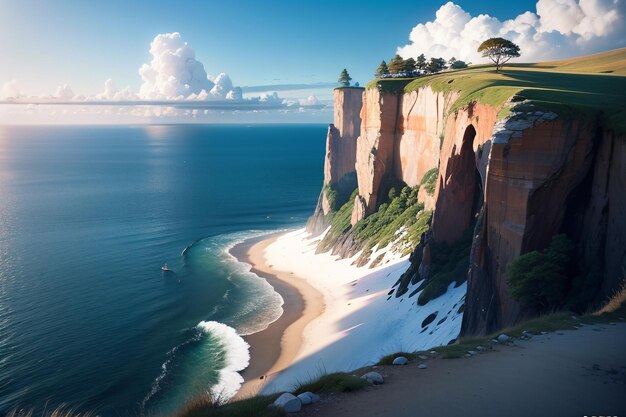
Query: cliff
[[306, 87, 363, 235], [308, 48, 626, 335]]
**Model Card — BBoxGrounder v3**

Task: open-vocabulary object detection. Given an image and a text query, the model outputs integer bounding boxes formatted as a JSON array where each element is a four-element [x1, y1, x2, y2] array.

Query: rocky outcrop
[[309, 81, 626, 336], [306, 87, 363, 235], [351, 86, 447, 224], [352, 88, 400, 223]]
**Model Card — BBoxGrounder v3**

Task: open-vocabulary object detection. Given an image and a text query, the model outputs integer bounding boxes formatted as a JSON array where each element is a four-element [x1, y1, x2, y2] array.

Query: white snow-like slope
[[262, 228, 467, 393]]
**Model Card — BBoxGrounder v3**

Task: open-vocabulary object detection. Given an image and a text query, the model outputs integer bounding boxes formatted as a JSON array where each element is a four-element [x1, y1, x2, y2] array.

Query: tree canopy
[[387, 54, 406, 74], [477, 37, 521, 72], [416, 54, 427, 70], [338, 68, 352, 87], [375, 60, 389, 78], [426, 57, 446, 73], [404, 57, 417, 73]]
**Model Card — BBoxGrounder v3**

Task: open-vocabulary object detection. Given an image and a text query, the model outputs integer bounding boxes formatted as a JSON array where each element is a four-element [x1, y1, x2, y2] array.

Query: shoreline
[[229, 232, 325, 400]]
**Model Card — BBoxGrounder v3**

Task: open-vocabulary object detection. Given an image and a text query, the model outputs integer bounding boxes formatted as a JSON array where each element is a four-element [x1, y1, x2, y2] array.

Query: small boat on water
[[161, 263, 173, 272]]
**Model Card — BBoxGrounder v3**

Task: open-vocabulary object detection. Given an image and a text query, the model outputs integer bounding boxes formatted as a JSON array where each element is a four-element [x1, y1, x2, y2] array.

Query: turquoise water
[[0, 124, 325, 415]]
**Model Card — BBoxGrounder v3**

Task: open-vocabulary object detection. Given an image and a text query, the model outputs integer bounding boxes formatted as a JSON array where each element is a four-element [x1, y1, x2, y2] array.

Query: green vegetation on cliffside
[[318, 186, 432, 263]]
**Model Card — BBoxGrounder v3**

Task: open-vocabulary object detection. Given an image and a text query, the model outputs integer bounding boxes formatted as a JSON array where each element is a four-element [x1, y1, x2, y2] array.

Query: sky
[[0, 0, 624, 123]]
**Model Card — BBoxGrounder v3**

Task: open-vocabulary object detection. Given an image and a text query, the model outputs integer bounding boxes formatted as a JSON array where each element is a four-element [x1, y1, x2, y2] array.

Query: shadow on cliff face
[[433, 124, 484, 244]]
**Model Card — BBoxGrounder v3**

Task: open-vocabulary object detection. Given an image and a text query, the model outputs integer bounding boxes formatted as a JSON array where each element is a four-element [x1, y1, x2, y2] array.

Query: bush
[[420, 168, 439, 196], [507, 234, 574, 311], [318, 189, 358, 252], [324, 184, 339, 211]]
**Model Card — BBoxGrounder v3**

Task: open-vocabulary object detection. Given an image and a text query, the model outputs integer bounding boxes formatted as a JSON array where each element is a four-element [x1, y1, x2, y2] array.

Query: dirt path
[[301, 323, 626, 417]]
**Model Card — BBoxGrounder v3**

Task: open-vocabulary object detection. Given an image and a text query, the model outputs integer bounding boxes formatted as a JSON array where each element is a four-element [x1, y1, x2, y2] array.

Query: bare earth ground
[[300, 323, 626, 417]]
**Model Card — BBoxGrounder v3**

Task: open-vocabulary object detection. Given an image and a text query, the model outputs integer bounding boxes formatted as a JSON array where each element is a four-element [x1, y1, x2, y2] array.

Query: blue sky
[[0, 0, 539, 95], [1, 0, 623, 124]]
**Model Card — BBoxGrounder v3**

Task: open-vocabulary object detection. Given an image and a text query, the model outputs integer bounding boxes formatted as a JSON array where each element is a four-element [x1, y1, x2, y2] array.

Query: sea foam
[[197, 320, 250, 402]]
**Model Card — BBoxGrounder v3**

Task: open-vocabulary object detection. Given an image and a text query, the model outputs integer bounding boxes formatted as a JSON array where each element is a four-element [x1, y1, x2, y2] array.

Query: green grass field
[[367, 48, 626, 133]]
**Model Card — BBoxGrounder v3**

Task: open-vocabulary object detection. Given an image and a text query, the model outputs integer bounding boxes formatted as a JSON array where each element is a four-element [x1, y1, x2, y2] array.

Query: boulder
[[467, 350, 478, 356], [297, 392, 312, 405], [497, 334, 511, 343], [361, 371, 384, 385], [303, 392, 320, 403], [392, 356, 409, 365], [418, 364, 428, 369], [418, 354, 429, 360], [273, 393, 301, 413]]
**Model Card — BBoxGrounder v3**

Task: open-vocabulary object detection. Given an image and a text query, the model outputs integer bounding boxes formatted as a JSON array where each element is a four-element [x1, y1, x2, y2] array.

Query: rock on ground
[[393, 356, 409, 365], [497, 334, 511, 343], [361, 371, 384, 384], [273, 393, 302, 412]]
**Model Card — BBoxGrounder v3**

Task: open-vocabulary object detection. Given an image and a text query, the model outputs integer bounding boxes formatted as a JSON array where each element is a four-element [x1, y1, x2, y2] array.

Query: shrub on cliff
[[324, 184, 339, 211], [507, 234, 574, 311], [420, 168, 439, 196]]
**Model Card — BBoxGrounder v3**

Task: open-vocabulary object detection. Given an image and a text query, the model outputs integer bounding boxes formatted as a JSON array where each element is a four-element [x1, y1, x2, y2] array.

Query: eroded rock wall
[[306, 87, 363, 235], [351, 86, 447, 224]]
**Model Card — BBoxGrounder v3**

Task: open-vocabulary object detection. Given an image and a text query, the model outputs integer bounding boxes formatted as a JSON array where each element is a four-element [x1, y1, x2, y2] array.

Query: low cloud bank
[[0, 32, 288, 110]]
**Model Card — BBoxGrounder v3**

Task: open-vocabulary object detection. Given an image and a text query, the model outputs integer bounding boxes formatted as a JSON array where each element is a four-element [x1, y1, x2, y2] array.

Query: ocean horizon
[[0, 124, 326, 416]]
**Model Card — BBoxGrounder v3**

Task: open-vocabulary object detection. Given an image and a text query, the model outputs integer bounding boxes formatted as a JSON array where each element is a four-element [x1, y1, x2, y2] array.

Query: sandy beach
[[230, 233, 325, 399], [229, 228, 467, 398]]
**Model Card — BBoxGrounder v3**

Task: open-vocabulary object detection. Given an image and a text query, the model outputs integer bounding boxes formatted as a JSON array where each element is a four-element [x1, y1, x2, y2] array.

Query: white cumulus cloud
[[138, 32, 216, 100], [397, 0, 626, 63], [97, 78, 139, 101], [1, 79, 22, 99], [54, 84, 76, 100], [300, 95, 320, 106]]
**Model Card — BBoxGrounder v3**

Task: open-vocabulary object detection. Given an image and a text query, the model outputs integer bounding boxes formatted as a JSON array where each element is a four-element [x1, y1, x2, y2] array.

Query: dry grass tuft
[[594, 281, 626, 316]]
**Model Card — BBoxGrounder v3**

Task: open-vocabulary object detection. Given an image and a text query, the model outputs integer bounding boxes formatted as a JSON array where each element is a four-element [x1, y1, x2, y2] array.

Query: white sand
[[261, 228, 466, 393]]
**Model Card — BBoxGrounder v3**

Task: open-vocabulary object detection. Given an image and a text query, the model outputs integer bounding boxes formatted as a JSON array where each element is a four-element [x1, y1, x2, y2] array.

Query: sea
[[0, 124, 326, 416]]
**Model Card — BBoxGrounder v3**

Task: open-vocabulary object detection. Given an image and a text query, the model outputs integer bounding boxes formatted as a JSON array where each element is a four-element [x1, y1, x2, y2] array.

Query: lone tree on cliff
[[478, 37, 521, 72], [338, 69, 352, 87], [375, 60, 389, 77]]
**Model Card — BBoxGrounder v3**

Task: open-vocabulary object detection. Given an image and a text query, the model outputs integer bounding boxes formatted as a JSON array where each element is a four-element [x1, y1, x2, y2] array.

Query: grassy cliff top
[[367, 47, 626, 133]]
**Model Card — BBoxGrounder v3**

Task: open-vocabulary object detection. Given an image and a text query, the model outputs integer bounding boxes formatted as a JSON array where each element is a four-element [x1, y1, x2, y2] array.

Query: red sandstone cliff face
[[306, 87, 363, 234], [351, 86, 449, 224], [309, 83, 626, 335]]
